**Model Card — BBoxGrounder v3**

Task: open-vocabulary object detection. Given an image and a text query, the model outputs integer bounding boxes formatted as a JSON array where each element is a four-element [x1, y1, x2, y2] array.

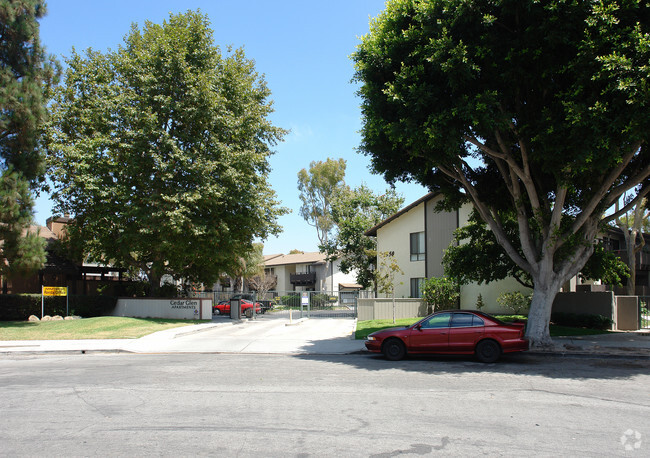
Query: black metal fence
[[640, 296, 650, 329], [193, 290, 368, 319]]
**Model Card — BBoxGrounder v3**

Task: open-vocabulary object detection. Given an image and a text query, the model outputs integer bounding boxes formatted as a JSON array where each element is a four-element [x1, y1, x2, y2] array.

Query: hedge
[[277, 293, 335, 308], [0, 294, 117, 321], [550, 312, 613, 330]]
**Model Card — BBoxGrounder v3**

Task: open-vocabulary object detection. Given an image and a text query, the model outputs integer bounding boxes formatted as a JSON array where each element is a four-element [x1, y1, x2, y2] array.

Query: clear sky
[[36, 0, 428, 255]]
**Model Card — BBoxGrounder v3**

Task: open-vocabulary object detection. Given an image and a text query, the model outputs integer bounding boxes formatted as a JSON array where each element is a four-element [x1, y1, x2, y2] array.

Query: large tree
[[0, 0, 58, 278], [297, 157, 347, 245], [46, 11, 286, 294], [443, 210, 629, 290], [353, 0, 650, 347], [322, 184, 403, 289]]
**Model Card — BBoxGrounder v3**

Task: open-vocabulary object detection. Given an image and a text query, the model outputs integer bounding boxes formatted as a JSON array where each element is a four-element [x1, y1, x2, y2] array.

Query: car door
[[409, 312, 452, 352], [448, 313, 485, 352]]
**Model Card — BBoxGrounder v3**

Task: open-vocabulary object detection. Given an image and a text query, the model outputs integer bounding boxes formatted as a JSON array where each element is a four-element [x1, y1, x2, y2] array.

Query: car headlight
[[367, 336, 376, 341]]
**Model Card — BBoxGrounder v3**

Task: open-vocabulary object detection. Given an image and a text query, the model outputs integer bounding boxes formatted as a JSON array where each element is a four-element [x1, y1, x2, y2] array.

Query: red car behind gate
[[213, 299, 262, 316]]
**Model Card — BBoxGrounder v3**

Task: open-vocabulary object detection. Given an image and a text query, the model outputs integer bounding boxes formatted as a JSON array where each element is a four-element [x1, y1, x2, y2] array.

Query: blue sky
[[36, 0, 428, 255]]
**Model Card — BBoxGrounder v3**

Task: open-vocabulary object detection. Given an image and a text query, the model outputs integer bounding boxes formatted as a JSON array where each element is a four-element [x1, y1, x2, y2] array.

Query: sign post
[[42, 286, 69, 318], [301, 292, 309, 319]]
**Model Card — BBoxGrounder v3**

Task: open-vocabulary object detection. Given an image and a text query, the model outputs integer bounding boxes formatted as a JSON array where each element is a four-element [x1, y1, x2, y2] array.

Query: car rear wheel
[[382, 338, 406, 361], [475, 340, 501, 363]]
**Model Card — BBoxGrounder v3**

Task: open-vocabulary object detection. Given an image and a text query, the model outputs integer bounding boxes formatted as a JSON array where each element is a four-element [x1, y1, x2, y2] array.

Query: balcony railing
[[290, 272, 316, 286]]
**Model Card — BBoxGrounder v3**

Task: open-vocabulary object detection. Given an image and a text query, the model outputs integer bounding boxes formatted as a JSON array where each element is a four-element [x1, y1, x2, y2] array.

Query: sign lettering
[[42, 287, 68, 297]]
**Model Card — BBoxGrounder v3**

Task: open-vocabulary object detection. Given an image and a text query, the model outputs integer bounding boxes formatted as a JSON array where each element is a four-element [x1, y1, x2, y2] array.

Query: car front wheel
[[382, 338, 406, 361], [475, 339, 501, 363], [213, 308, 220, 316]]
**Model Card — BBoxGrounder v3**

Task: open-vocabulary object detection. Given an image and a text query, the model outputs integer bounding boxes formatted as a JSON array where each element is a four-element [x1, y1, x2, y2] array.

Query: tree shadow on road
[[294, 338, 650, 381]]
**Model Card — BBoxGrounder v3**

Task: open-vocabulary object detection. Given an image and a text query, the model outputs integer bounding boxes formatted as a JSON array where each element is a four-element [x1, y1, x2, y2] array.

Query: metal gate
[[640, 296, 650, 329], [194, 290, 360, 319]]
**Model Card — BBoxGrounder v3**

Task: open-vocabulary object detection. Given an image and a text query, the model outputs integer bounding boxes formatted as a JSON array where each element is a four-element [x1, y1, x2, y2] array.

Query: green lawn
[[355, 316, 611, 340], [0, 317, 207, 340]]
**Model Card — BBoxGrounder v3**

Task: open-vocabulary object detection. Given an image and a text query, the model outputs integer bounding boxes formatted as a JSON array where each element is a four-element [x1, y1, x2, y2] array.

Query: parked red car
[[365, 310, 529, 363], [213, 299, 262, 316]]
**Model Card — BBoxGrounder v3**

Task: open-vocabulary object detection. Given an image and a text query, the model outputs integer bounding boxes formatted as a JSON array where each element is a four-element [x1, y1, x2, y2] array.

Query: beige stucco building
[[262, 252, 361, 294], [366, 193, 532, 313]]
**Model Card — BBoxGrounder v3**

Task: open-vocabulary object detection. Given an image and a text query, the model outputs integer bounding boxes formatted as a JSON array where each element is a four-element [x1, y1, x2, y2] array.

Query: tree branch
[[573, 142, 643, 233], [602, 186, 650, 224], [438, 164, 533, 274], [603, 162, 650, 209], [543, 184, 568, 253]]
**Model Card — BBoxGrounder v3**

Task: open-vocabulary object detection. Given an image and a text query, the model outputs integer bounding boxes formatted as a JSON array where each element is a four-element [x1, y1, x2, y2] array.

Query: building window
[[410, 232, 425, 261], [410, 278, 425, 298]]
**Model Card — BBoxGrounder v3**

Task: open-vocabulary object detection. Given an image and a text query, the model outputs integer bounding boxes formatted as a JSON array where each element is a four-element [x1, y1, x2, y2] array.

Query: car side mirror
[[415, 324, 422, 331]]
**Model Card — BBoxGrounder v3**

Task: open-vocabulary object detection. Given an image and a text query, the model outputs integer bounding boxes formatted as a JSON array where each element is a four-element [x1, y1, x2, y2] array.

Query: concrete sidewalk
[[0, 317, 648, 358], [531, 331, 650, 358], [0, 317, 366, 355]]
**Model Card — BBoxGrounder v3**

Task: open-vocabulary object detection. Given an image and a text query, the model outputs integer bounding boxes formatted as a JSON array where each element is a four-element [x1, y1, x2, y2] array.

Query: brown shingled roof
[[364, 192, 438, 237], [264, 251, 327, 267]]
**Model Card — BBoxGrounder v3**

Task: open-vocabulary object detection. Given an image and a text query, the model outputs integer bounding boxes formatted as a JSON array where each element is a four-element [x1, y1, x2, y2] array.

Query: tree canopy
[[322, 184, 403, 289], [0, 0, 58, 277], [353, 0, 650, 347], [443, 210, 629, 289], [297, 158, 347, 245], [46, 10, 287, 294]]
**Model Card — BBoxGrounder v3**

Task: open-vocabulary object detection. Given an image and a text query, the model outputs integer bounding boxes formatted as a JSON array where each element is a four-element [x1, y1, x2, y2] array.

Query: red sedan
[[213, 299, 262, 316], [365, 310, 528, 363]]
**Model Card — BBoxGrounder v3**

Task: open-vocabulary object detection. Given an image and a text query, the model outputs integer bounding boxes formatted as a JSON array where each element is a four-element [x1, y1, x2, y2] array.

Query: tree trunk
[[525, 272, 564, 349], [146, 261, 164, 297], [626, 242, 637, 296], [148, 271, 162, 297]]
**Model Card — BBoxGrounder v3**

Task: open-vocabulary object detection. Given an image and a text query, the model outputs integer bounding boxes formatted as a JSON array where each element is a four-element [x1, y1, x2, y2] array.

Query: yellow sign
[[42, 286, 68, 297]]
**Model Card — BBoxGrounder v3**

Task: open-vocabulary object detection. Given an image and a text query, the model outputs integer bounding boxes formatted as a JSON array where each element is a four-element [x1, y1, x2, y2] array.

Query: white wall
[[461, 279, 533, 314], [456, 202, 533, 313], [113, 298, 212, 320], [376, 202, 426, 298], [274, 264, 292, 291], [458, 202, 473, 226], [323, 259, 359, 293]]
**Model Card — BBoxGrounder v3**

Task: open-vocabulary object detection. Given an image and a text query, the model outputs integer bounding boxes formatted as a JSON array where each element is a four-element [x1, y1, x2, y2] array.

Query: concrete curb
[[285, 318, 308, 327], [526, 350, 650, 360], [171, 323, 223, 339]]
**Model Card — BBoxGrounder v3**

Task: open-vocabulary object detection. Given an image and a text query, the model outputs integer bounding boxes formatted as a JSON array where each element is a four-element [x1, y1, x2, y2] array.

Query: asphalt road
[[1, 353, 648, 457]]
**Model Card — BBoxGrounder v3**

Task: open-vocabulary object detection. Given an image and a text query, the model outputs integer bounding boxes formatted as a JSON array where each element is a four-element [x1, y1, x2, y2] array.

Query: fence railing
[[192, 290, 374, 318], [640, 296, 650, 329]]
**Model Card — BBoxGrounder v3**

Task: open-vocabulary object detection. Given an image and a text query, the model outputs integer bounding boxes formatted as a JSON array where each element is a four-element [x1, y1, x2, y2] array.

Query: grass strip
[[0, 317, 207, 340]]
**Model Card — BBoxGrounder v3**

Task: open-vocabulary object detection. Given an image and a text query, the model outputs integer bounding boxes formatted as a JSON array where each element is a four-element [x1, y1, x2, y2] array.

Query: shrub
[[551, 312, 613, 330], [496, 291, 531, 315], [0, 294, 118, 321], [475, 294, 485, 311], [310, 293, 335, 308], [277, 293, 336, 308], [279, 294, 300, 307], [422, 277, 459, 313]]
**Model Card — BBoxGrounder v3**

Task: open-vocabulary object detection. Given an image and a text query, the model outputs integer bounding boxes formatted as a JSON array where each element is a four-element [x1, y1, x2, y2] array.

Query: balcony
[[290, 272, 316, 286]]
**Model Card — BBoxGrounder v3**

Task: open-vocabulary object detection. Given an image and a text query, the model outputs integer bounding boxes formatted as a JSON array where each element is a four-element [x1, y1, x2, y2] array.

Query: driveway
[[0, 316, 362, 355], [114, 315, 363, 354]]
